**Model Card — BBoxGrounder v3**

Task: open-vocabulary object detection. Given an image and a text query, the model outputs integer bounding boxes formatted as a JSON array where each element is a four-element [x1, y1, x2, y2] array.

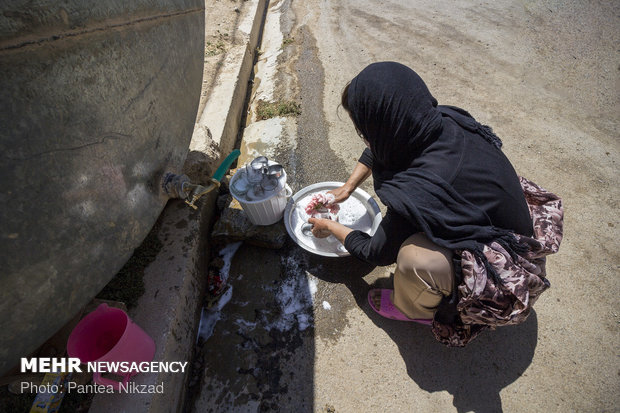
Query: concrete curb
[[185, 0, 268, 182], [197, 0, 267, 157], [88, 1, 268, 412], [90, 199, 216, 413]]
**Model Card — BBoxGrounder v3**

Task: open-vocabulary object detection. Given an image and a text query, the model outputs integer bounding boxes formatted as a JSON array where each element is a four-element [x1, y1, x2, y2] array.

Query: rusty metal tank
[[0, 1, 204, 375]]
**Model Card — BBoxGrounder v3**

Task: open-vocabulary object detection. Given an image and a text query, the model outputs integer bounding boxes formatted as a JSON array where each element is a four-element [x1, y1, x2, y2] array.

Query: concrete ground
[[190, 1, 619, 412]]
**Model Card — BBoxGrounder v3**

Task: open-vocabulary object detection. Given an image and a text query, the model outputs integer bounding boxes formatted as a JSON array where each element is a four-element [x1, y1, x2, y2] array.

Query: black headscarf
[[347, 62, 526, 292]]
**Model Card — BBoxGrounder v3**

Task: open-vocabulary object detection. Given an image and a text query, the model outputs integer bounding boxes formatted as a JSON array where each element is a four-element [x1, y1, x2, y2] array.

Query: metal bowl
[[284, 182, 382, 257]]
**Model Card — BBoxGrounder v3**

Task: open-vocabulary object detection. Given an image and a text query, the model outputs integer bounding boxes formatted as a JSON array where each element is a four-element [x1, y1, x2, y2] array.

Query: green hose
[[212, 149, 241, 182]]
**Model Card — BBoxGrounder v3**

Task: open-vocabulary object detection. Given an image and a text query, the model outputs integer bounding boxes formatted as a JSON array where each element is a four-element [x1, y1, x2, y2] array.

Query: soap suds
[[290, 190, 374, 255]]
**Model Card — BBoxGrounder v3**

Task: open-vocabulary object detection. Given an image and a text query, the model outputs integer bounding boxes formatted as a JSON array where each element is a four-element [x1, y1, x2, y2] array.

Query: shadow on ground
[[189, 243, 316, 412], [191, 234, 536, 413], [311, 256, 538, 413]]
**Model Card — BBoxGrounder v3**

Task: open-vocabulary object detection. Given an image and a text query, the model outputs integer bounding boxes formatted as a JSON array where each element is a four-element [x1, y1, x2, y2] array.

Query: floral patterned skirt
[[432, 177, 564, 346]]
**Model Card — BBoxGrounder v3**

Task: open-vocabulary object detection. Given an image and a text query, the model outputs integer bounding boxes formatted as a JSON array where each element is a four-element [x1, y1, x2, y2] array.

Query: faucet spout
[[162, 173, 220, 209], [182, 178, 220, 210]]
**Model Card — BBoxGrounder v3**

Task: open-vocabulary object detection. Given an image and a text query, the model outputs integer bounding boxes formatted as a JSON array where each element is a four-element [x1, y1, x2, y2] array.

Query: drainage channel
[[181, 0, 325, 411]]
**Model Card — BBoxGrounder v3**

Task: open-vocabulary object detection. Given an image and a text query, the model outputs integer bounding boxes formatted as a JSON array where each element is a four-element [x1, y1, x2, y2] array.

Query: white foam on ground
[[261, 254, 318, 332], [296, 313, 312, 331], [201, 249, 322, 339], [235, 318, 257, 331], [308, 277, 318, 296], [322, 301, 331, 310], [218, 241, 243, 282]]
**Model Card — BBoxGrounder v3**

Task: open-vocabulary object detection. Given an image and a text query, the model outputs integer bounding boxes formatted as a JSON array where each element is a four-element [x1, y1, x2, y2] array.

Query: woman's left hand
[[308, 218, 332, 238]]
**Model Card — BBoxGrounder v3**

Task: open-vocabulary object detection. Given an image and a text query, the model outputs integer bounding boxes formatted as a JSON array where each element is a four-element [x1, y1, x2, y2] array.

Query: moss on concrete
[[256, 99, 301, 120]]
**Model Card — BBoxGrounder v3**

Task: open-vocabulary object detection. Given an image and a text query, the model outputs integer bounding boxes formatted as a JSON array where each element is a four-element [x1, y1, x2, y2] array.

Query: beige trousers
[[393, 233, 455, 320]]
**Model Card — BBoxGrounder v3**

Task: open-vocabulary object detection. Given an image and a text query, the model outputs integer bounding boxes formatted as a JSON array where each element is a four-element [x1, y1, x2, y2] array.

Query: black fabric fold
[[438, 105, 503, 149]]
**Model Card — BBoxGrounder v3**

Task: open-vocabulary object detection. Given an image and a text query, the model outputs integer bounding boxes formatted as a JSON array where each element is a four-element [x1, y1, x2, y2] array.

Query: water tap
[[162, 172, 220, 210]]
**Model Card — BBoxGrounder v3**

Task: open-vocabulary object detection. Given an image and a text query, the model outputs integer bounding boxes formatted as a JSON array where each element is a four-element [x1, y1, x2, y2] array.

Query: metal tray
[[283, 182, 382, 257]]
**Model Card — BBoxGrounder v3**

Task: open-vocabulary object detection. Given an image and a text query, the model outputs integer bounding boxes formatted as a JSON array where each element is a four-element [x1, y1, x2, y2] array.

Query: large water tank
[[0, 0, 204, 375]]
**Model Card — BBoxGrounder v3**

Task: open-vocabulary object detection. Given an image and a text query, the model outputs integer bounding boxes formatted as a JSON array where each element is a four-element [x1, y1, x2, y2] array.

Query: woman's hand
[[308, 218, 332, 238], [327, 184, 353, 204], [308, 218, 354, 244]]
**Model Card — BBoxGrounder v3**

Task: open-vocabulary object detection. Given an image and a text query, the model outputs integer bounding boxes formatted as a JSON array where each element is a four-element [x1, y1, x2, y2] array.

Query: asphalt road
[[192, 1, 619, 411]]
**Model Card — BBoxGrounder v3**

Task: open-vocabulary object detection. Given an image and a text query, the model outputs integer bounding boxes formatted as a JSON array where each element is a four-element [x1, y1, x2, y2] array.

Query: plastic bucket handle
[[282, 184, 293, 197]]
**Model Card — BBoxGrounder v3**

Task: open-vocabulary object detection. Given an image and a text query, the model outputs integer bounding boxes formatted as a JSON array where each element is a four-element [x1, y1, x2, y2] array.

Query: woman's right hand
[[328, 184, 353, 204]]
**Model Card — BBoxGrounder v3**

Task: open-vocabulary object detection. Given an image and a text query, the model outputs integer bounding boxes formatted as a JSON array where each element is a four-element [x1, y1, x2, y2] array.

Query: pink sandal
[[367, 289, 432, 326]]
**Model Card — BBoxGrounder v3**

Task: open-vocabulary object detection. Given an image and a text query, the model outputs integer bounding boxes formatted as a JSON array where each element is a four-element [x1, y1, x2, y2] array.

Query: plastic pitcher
[[67, 303, 156, 390]]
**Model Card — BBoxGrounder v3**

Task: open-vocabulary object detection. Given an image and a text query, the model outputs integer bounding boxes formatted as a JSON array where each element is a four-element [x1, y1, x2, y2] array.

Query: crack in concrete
[[3, 132, 130, 161], [124, 56, 169, 113]]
